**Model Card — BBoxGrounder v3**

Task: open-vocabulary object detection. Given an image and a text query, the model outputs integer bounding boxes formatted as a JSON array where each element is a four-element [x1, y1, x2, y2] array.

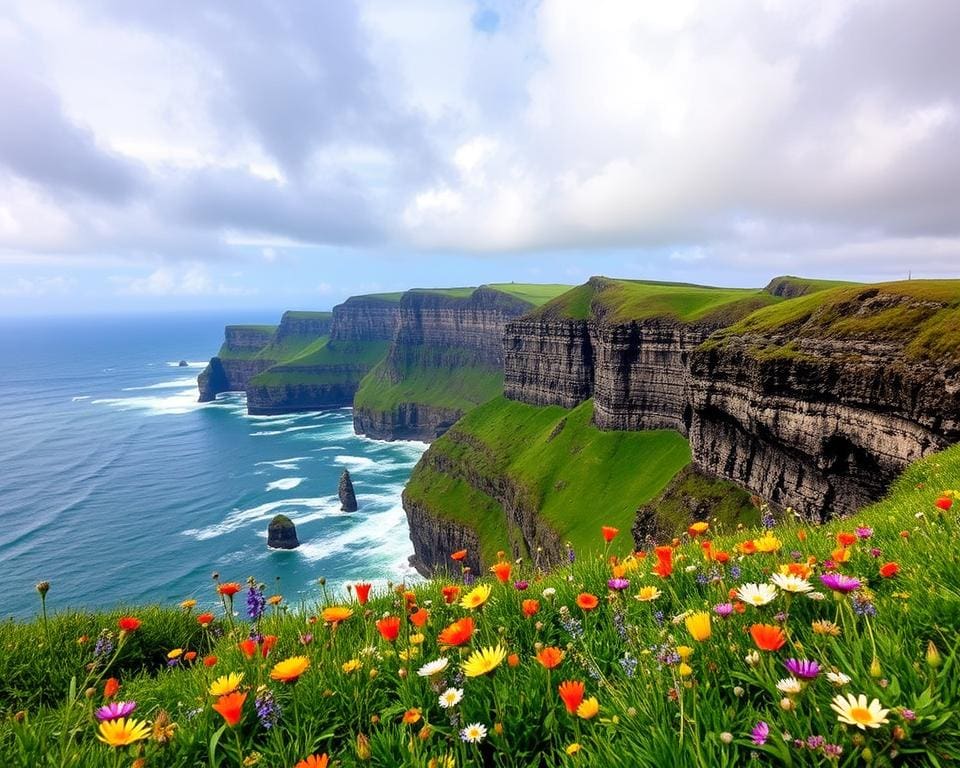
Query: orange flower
[[740, 540, 757, 555], [507, 653, 520, 667], [784, 562, 813, 579], [270, 655, 310, 683], [118, 616, 141, 632], [322, 606, 354, 624], [376, 616, 401, 643], [652, 545, 673, 578], [836, 532, 857, 548], [522, 599, 540, 618], [879, 562, 900, 578], [450, 549, 468, 562], [558, 680, 585, 714], [402, 708, 421, 725], [601, 526, 619, 543], [750, 623, 786, 652], [295, 755, 329, 768], [103, 678, 119, 699], [688, 521, 709, 537], [576, 593, 599, 611], [403, 591, 417, 608], [354, 583, 372, 605], [536, 646, 565, 669], [831, 547, 851, 564], [217, 582, 242, 597], [437, 617, 474, 648], [239, 638, 257, 660], [714, 551, 730, 564], [261, 635, 277, 658], [183, 651, 197, 662], [212, 691, 246, 727], [203, 655, 218, 668], [490, 561, 512, 584], [441, 585, 460, 604], [409, 608, 430, 628], [197, 612, 215, 627]]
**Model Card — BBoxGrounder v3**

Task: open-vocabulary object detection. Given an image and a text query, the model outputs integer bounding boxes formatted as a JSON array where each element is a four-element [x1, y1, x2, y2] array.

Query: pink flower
[[95, 701, 137, 721]]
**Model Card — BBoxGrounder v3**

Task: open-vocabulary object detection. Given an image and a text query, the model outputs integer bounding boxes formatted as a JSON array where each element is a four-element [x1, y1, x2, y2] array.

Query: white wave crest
[[182, 496, 341, 540], [122, 377, 198, 391], [266, 477, 305, 492]]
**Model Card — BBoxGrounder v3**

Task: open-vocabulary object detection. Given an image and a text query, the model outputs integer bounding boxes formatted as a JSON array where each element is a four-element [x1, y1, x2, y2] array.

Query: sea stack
[[339, 469, 358, 512], [178, 360, 188, 367], [267, 514, 300, 549]]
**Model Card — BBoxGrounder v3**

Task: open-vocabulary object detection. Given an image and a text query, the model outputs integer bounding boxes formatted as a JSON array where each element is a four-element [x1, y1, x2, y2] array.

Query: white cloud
[[110, 263, 254, 296]]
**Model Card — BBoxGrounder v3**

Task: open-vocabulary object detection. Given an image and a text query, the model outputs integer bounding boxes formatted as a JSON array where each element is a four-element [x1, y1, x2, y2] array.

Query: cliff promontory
[[197, 324, 278, 402]]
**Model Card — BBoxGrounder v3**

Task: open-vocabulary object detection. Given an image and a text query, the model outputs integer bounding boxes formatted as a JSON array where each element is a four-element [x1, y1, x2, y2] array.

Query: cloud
[[110, 263, 254, 296], [0, 275, 76, 296]]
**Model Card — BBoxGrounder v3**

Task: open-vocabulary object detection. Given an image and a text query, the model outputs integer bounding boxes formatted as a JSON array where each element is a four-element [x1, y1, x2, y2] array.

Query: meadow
[[2, 442, 959, 767]]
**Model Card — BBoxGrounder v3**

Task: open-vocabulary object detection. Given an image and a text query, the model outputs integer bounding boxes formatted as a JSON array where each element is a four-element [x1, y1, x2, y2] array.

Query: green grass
[[4, 443, 960, 766], [405, 397, 692, 563], [354, 361, 504, 413], [485, 283, 573, 307], [248, 341, 392, 388], [533, 276, 779, 324], [764, 275, 856, 297], [280, 311, 332, 320]]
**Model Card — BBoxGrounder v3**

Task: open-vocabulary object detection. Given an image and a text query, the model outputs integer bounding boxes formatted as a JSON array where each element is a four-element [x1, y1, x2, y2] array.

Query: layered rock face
[[328, 296, 400, 342], [687, 335, 960, 518], [274, 311, 332, 341], [354, 403, 464, 442], [503, 319, 594, 408], [197, 325, 276, 401]]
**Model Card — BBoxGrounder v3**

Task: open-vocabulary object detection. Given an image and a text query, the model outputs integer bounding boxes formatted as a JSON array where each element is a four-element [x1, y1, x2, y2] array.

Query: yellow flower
[[688, 521, 709, 536], [678, 663, 693, 677], [634, 586, 662, 602], [209, 672, 244, 697], [270, 656, 310, 683], [267, 595, 283, 606], [96, 718, 152, 747], [676, 645, 694, 661], [831, 693, 890, 730], [685, 611, 712, 642], [167, 648, 183, 659], [459, 583, 492, 610], [576, 697, 599, 720], [462, 644, 506, 677], [398, 647, 421, 662], [342, 659, 362, 674], [179, 599, 197, 610], [812, 620, 842, 637], [753, 534, 782, 553], [409, 633, 425, 645], [566, 743, 582, 755], [321, 606, 354, 623]]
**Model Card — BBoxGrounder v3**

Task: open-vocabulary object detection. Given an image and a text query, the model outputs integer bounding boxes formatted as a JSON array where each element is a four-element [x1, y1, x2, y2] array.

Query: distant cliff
[[197, 324, 277, 402]]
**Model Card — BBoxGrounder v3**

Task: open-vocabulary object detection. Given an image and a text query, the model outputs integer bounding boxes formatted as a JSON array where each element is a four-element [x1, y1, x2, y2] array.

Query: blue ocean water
[[0, 314, 426, 619]]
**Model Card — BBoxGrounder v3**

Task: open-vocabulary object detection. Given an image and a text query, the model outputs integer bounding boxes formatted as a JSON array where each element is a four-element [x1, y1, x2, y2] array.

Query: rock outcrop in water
[[198, 325, 277, 402], [267, 514, 300, 549], [339, 469, 358, 512]]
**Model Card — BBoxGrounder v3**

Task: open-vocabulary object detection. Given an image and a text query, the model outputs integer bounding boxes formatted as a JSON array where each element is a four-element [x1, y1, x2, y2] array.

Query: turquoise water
[[0, 314, 426, 619]]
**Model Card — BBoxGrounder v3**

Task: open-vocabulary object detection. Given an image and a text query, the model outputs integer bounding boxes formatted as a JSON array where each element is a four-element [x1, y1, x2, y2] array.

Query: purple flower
[[819, 573, 861, 593], [729, 565, 742, 580], [713, 602, 734, 617], [870, 547, 882, 558], [751, 721, 769, 746], [806, 735, 826, 750], [855, 526, 873, 539], [96, 701, 137, 721], [299, 633, 313, 646], [607, 578, 630, 591], [900, 708, 916, 721], [567, 547, 576, 564], [513, 580, 529, 591], [823, 744, 843, 757], [246, 585, 266, 620], [784, 659, 820, 680], [255, 689, 280, 729]]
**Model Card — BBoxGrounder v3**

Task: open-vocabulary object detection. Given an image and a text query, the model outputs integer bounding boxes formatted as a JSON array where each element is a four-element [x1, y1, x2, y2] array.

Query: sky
[[1, 0, 959, 315]]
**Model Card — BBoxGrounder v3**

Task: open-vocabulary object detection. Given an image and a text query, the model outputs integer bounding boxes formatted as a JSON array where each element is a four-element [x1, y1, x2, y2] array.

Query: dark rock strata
[[198, 325, 276, 402]]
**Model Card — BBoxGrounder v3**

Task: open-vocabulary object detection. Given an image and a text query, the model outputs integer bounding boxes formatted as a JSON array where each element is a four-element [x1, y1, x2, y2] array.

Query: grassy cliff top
[[764, 275, 856, 298], [224, 324, 277, 333], [717, 278, 960, 360], [531, 276, 779, 324], [281, 310, 333, 320], [403, 283, 572, 306]]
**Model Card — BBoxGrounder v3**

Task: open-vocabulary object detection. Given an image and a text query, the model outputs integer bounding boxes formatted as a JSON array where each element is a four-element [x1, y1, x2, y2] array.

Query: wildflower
[[460, 584, 492, 610], [438, 617, 474, 647], [403, 708, 422, 725], [830, 693, 890, 730], [212, 692, 246, 727], [836, 531, 857, 548], [750, 623, 786, 652], [934, 496, 953, 511], [784, 659, 820, 680], [450, 549, 468, 562], [409, 608, 430, 628], [103, 678, 120, 699], [751, 721, 769, 746], [771, 573, 812, 593], [204, 655, 218, 668], [197, 612, 215, 627], [246, 585, 266, 620], [461, 723, 487, 743], [417, 658, 449, 678], [826, 671, 851, 686], [376, 616, 401, 643], [714, 602, 734, 617], [255, 688, 280, 729], [737, 583, 778, 606], [820, 573, 861, 593], [558, 680, 585, 714], [753, 533, 782, 553], [576, 593, 599, 611], [490, 561, 512, 583], [566, 743, 582, 755], [441, 585, 460, 604], [239, 638, 258, 659], [96, 718, 152, 747], [522, 599, 540, 617], [217, 582, 242, 597], [678, 662, 693, 677], [536, 646, 565, 669], [117, 616, 141, 633], [462, 645, 507, 677], [151, 709, 176, 744], [601, 526, 619, 543], [652, 546, 673, 578], [776, 678, 803, 695], [576, 697, 599, 719], [879, 562, 900, 578], [685, 611, 712, 642], [342, 659, 362, 674], [354, 583, 372, 604], [180, 598, 196, 610], [270, 656, 310, 683], [542, 587, 557, 599], [294, 755, 329, 768], [95, 701, 137, 721], [635, 586, 662, 602], [926, 641, 942, 668], [514, 579, 529, 590], [439, 687, 463, 708], [209, 673, 244, 697], [811, 619, 841, 636], [688, 521, 709, 537], [900, 708, 916, 721], [607, 577, 630, 591], [321, 606, 354, 623]]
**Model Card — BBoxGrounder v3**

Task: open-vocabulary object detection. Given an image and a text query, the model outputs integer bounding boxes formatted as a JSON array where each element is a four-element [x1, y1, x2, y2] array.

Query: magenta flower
[[713, 602, 734, 617], [607, 578, 630, 591], [751, 721, 769, 746], [855, 526, 873, 539], [95, 701, 137, 721], [784, 658, 820, 680], [514, 580, 529, 591], [819, 573, 861, 593]]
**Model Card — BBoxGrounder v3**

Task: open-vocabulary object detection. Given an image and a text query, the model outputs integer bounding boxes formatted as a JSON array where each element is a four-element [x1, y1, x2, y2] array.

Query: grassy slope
[[717, 279, 960, 361], [406, 396, 692, 563], [4, 444, 960, 766]]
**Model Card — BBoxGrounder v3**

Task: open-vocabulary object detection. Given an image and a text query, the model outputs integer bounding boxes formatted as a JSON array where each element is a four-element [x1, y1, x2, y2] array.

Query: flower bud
[[926, 641, 942, 668], [870, 657, 882, 678], [356, 733, 371, 761], [720, 732, 734, 744], [36, 581, 50, 597]]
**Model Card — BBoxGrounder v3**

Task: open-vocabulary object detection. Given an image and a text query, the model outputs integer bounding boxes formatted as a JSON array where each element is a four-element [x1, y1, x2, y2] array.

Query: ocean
[[0, 313, 426, 619]]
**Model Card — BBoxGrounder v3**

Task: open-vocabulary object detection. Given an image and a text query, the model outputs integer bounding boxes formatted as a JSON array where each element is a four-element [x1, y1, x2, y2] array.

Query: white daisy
[[770, 573, 813, 594], [439, 687, 464, 709], [736, 582, 778, 606], [542, 587, 556, 599], [776, 677, 804, 695], [417, 657, 449, 678], [826, 671, 851, 686], [461, 722, 487, 743], [831, 693, 890, 730]]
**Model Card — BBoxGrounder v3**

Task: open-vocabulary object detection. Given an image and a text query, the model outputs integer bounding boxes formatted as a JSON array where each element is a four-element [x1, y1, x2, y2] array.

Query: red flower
[[490, 561, 512, 583], [437, 617, 474, 648], [450, 549, 468, 562], [601, 526, 619, 543], [197, 612, 215, 627], [879, 562, 900, 578], [212, 691, 246, 727], [935, 496, 953, 511], [183, 651, 197, 662], [522, 599, 540, 618], [217, 582, 242, 597], [558, 680, 585, 714], [652, 545, 673, 578], [376, 616, 401, 643], [576, 593, 599, 611], [118, 616, 141, 632], [441, 585, 460, 604], [409, 608, 430, 628], [203, 655, 218, 668], [536, 646, 565, 669], [836, 531, 857, 548], [507, 653, 520, 668], [103, 677, 119, 699], [354, 583, 372, 605], [239, 638, 257, 660], [750, 623, 786, 652], [260, 635, 277, 658]]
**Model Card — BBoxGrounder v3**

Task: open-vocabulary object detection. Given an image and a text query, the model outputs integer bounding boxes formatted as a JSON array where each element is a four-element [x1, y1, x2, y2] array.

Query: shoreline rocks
[[267, 514, 300, 549]]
